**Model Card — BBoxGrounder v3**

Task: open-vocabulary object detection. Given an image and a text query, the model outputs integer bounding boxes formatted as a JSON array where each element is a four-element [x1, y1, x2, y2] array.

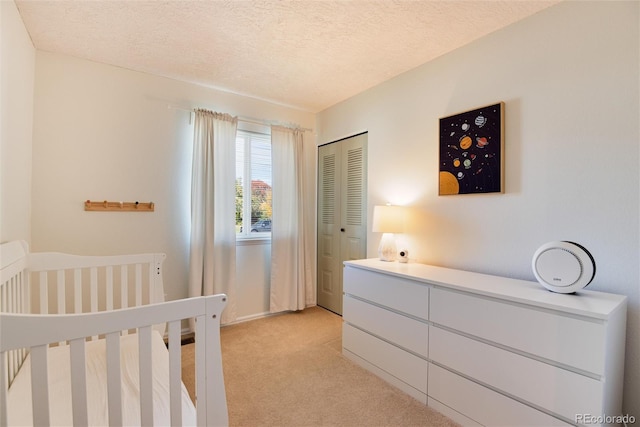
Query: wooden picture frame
[[439, 102, 504, 195]]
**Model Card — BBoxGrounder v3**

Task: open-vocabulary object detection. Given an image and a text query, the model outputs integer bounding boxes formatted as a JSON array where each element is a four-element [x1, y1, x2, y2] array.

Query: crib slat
[[6, 277, 12, 313], [121, 266, 128, 309], [148, 262, 155, 305], [90, 267, 98, 313], [139, 326, 153, 426], [90, 267, 98, 340], [57, 270, 65, 314], [23, 270, 30, 313], [14, 276, 19, 313], [195, 313, 206, 423], [106, 332, 123, 426], [39, 271, 48, 313], [30, 345, 50, 426], [152, 254, 165, 305], [4, 272, 24, 385], [168, 320, 182, 426], [10, 281, 14, 315], [0, 351, 7, 427], [1, 277, 6, 311], [7, 278, 16, 379], [16, 274, 21, 313], [145, 263, 154, 304], [135, 264, 142, 307], [54, 270, 66, 345], [9, 277, 18, 379], [74, 269, 82, 313], [121, 267, 129, 334], [106, 266, 113, 311], [22, 271, 31, 364], [69, 338, 89, 426]]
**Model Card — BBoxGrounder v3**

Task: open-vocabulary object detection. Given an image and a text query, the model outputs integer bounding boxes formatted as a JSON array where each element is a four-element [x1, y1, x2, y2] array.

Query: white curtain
[[269, 126, 313, 313], [188, 109, 238, 324]]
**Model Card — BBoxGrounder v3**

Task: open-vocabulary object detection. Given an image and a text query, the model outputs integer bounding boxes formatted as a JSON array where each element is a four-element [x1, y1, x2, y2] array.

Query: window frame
[[235, 125, 272, 242]]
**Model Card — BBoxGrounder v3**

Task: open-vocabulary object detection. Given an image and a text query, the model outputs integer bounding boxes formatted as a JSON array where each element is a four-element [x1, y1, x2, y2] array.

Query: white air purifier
[[532, 241, 596, 293]]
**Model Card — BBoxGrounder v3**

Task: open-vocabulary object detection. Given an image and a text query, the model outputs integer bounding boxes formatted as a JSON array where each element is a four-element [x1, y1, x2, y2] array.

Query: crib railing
[[0, 241, 166, 385], [0, 294, 228, 427], [0, 241, 30, 385], [28, 251, 166, 317]]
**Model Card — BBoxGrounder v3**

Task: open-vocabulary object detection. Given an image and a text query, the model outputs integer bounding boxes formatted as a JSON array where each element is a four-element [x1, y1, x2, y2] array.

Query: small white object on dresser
[[342, 259, 627, 427]]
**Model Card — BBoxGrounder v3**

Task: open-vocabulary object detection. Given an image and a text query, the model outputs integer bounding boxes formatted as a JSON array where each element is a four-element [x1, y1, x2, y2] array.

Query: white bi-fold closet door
[[317, 132, 367, 315]]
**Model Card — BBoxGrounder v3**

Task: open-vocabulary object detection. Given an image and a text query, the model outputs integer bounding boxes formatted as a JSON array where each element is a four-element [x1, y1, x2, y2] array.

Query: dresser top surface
[[344, 259, 627, 319]]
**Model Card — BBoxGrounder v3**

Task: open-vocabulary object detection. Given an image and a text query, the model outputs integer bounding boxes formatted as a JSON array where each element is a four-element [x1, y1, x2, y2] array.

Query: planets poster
[[439, 102, 504, 195]]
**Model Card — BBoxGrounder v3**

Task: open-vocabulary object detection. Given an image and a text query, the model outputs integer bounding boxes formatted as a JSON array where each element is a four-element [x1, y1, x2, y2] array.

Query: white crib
[[0, 240, 228, 426]]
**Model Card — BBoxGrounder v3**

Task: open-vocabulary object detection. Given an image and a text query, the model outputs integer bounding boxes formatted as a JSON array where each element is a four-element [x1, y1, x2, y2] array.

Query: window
[[236, 129, 272, 238]]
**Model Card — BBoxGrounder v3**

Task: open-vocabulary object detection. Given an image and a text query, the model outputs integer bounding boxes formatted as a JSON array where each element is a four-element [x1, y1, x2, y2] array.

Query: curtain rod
[[167, 104, 313, 132], [238, 116, 313, 133]]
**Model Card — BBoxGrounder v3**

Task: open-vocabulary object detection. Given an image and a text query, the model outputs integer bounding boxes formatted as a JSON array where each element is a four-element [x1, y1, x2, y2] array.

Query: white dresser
[[342, 259, 627, 427]]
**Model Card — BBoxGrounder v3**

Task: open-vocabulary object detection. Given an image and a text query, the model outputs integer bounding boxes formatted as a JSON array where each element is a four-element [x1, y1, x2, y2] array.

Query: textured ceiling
[[16, 0, 559, 112]]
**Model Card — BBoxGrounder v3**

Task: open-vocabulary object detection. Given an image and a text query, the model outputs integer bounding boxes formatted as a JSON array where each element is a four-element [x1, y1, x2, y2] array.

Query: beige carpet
[[182, 306, 459, 427]]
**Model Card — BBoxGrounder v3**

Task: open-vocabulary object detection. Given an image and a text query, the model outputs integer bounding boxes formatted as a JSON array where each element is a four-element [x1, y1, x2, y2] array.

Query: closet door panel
[[317, 134, 367, 315], [341, 136, 367, 263], [317, 144, 341, 314]]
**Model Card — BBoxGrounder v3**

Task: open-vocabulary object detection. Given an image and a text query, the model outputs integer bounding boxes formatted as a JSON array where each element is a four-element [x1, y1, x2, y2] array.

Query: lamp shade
[[372, 205, 405, 233]]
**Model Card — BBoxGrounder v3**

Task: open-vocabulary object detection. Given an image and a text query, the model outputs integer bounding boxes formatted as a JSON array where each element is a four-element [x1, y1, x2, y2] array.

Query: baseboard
[[227, 311, 277, 325], [174, 306, 320, 339], [226, 304, 321, 326]]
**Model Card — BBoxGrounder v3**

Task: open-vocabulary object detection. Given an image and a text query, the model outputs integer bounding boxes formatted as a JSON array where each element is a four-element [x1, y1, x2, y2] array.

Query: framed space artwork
[[439, 102, 504, 195]]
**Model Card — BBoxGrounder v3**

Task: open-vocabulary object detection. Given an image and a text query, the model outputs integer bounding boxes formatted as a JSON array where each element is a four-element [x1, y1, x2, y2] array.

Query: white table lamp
[[372, 205, 405, 261]]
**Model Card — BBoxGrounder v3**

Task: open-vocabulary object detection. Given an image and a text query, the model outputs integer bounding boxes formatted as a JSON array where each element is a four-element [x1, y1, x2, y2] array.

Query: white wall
[[317, 1, 639, 418], [236, 241, 271, 320], [30, 52, 316, 313], [1, 0, 34, 243]]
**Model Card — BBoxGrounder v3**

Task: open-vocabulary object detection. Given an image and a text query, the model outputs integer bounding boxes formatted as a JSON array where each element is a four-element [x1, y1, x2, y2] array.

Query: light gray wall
[[317, 1, 639, 417], [1, 0, 34, 244]]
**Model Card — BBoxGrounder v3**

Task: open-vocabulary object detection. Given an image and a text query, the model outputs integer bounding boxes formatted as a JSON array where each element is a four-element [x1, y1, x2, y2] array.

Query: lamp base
[[378, 233, 397, 262]]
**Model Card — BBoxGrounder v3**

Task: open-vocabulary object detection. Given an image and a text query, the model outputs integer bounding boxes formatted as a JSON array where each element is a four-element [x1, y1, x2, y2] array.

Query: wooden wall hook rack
[[84, 200, 155, 212]]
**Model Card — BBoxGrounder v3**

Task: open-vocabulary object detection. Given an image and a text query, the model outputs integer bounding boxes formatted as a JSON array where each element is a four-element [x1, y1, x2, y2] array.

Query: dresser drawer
[[429, 326, 603, 420], [343, 323, 427, 394], [343, 295, 428, 357], [430, 288, 606, 375], [428, 363, 571, 426], [343, 266, 429, 320]]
